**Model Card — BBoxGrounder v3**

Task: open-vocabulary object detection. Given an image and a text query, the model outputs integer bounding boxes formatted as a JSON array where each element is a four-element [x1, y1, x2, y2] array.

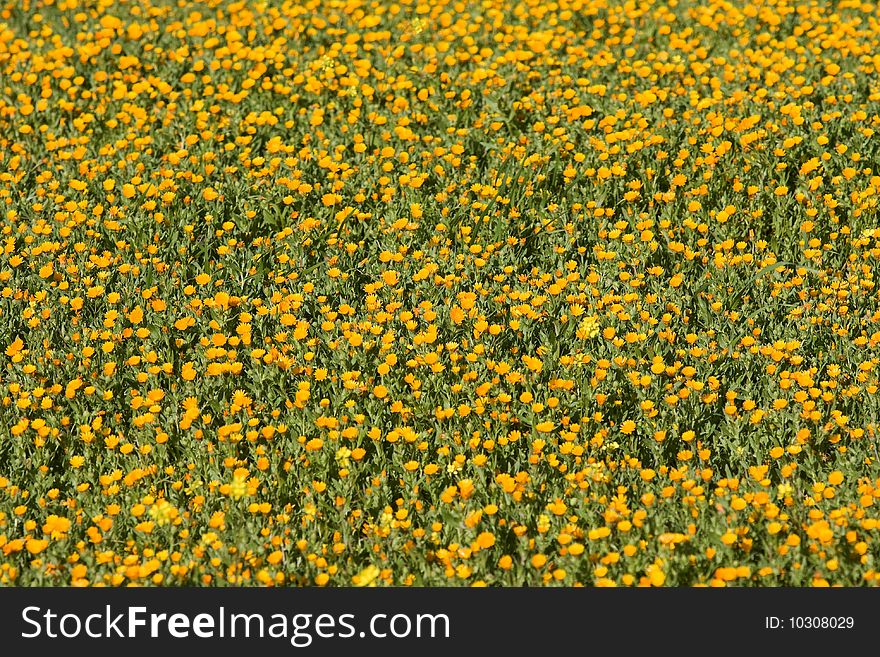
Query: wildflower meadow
[[1, 0, 880, 587]]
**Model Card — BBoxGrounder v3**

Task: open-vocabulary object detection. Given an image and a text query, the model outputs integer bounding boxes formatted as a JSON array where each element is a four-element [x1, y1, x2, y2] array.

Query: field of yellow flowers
[[1, 0, 880, 587]]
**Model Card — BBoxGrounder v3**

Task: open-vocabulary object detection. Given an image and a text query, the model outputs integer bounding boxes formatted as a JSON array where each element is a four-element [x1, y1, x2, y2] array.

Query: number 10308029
[[765, 616, 854, 630]]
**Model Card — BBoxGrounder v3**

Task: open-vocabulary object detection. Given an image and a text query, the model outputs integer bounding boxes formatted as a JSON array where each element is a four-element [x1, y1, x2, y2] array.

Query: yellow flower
[[475, 532, 495, 549], [5, 337, 23, 357], [353, 564, 381, 587], [576, 315, 600, 339], [335, 447, 351, 468], [148, 499, 178, 526], [231, 389, 252, 408], [229, 470, 249, 500], [42, 515, 71, 540]]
